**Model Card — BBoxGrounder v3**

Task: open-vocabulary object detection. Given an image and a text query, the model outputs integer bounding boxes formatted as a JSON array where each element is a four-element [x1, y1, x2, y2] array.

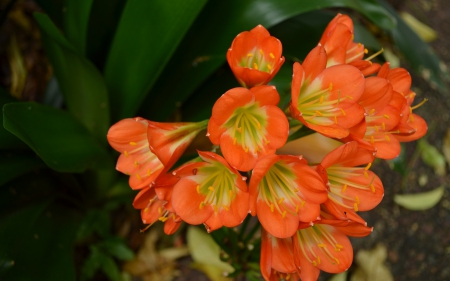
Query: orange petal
[[302, 45, 327, 82], [220, 133, 258, 171], [257, 199, 299, 238], [394, 114, 427, 142], [172, 178, 213, 225], [211, 87, 254, 125], [291, 62, 305, 104], [204, 213, 223, 233], [251, 85, 280, 106], [219, 190, 249, 228], [297, 202, 321, 223], [359, 77, 393, 111], [163, 218, 182, 235]]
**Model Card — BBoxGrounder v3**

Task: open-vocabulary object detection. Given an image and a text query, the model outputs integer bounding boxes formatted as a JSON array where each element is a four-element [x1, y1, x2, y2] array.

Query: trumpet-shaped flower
[[315, 142, 384, 221], [107, 117, 164, 189], [171, 151, 249, 232], [249, 154, 327, 238], [227, 25, 285, 88], [292, 214, 372, 278], [290, 45, 365, 139], [208, 86, 289, 171], [147, 120, 208, 169]]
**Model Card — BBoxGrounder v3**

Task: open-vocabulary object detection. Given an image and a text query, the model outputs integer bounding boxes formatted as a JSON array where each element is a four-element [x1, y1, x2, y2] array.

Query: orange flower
[[320, 13, 380, 75], [290, 45, 365, 139], [315, 142, 384, 223], [208, 86, 289, 171], [249, 154, 327, 238], [227, 25, 285, 88], [147, 120, 208, 169], [133, 174, 182, 235], [260, 227, 303, 281], [292, 214, 372, 278], [107, 118, 164, 189], [171, 151, 249, 233]]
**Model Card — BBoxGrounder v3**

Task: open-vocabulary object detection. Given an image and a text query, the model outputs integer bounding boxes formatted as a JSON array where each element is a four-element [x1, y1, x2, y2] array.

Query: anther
[[158, 207, 162, 214], [353, 203, 359, 212], [196, 185, 200, 194], [267, 64, 272, 70], [199, 202, 204, 209], [382, 122, 386, 130], [233, 137, 237, 145], [315, 110, 323, 116], [369, 108, 375, 115], [134, 161, 139, 167], [278, 197, 285, 204], [253, 63, 258, 70], [385, 135, 391, 141], [282, 211, 287, 218], [365, 163, 372, 170], [364, 48, 368, 54], [364, 171, 369, 178], [259, 49, 264, 55], [247, 53, 253, 57], [136, 173, 141, 180], [383, 114, 390, 119], [222, 205, 229, 211], [340, 108, 346, 116], [319, 95, 324, 104], [244, 147, 249, 153], [371, 184, 375, 193], [147, 169, 151, 176], [334, 116, 338, 124], [208, 186, 215, 192], [159, 216, 168, 222], [270, 203, 274, 212], [124, 151, 129, 157], [341, 184, 347, 193], [355, 196, 360, 204], [270, 52, 275, 59], [129, 141, 137, 146], [329, 83, 333, 91], [318, 243, 326, 248]]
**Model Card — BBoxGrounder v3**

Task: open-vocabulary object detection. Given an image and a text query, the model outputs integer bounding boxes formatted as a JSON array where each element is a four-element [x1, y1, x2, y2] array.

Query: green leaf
[[100, 254, 123, 281], [63, 0, 94, 54], [0, 201, 80, 281], [0, 87, 27, 150], [81, 245, 122, 281], [419, 139, 446, 176], [394, 185, 445, 211], [34, 13, 110, 143], [3, 102, 112, 173], [376, 0, 449, 94], [99, 237, 135, 261], [187, 226, 234, 275], [104, 0, 208, 120], [0, 151, 44, 187], [400, 12, 437, 43], [141, 0, 395, 121]]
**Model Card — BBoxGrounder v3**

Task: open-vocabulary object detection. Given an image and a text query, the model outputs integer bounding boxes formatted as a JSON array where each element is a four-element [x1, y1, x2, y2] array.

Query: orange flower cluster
[[106, 14, 427, 281]]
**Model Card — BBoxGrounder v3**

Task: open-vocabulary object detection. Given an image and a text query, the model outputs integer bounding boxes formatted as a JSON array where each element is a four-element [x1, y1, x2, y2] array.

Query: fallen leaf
[[351, 244, 393, 281], [419, 139, 446, 176], [394, 185, 445, 211], [400, 12, 438, 42], [187, 226, 233, 281]]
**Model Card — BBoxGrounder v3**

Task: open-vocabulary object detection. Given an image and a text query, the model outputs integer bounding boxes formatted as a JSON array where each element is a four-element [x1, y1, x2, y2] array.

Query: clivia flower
[[290, 45, 365, 139], [315, 142, 384, 222], [208, 85, 289, 171], [227, 25, 285, 88], [292, 213, 373, 279], [249, 154, 328, 238], [133, 173, 182, 235], [147, 120, 208, 169], [107, 117, 164, 189], [171, 151, 249, 233]]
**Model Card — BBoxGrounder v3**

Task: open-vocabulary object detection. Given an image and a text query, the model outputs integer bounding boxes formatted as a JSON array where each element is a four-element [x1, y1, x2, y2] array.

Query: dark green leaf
[[34, 13, 110, 143], [0, 150, 44, 187], [140, 0, 395, 121], [0, 87, 27, 149], [376, 0, 449, 94], [100, 254, 122, 281], [63, 0, 94, 54], [3, 102, 113, 173], [104, 0, 208, 120], [0, 201, 80, 281], [81, 246, 103, 281], [99, 237, 135, 261]]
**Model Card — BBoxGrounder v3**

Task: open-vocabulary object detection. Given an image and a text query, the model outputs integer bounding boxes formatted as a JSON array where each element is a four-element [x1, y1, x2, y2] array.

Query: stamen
[[383, 114, 390, 119], [222, 205, 229, 211], [341, 184, 347, 193], [318, 243, 326, 248], [269, 52, 275, 59], [385, 135, 391, 141], [267, 64, 272, 70], [247, 53, 253, 57], [411, 98, 428, 110], [369, 108, 375, 115], [353, 203, 359, 211], [159, 216, 168, 222], [382, 122, 386, 130], [233, 137, 237, 145], [319, 95, 324, 104], [282, 211, 287, 218], [364, 48, 384, 61], [208, 186, 214, 191], [253, 63, 258, 70], [129, 142, 137, 146], [355, 196, 360, 204], [270, 203, 274, 212], [136, 173, 141, 180], [365, 163, 372, 170], [340, 108, 346, 116], [278, 197, 285, 204], [196, 185, 200, 194], [147, 169, 151, 176], [315, 110, 323, 116], [124, 151, 129, 157], [259, 49, 264, 55]]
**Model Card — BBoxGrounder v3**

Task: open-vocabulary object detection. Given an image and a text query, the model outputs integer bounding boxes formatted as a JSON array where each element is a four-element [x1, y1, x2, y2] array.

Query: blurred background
[[0, 0, 448, 280]]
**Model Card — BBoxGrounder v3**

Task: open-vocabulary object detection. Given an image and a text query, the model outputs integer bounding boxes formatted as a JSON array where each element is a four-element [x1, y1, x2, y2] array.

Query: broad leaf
[[104, 0, 208, 120], [63, 0, 94, 54], [34, 13, 110, 143], [0, 87, 26, 149], [3, 102, 112, 173], [140, 0, 395, 121], [0, 151, 44, 187]]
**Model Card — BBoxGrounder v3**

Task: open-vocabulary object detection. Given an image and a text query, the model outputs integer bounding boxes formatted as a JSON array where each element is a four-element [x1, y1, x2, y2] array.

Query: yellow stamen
[[147, 169, 151, 176], [253, 63, 258, 70], [159, 216, 168, 222], [319, 95, 324, 104], [222, 205, 229, 211], [136, 173, 141, 180], [270, 203, 274, 212], [353, 203, 359, 212], [383, 114, 390, 119], [233, 137, 237, 145], [124, 151, 129, 157], [382, 122, 386, 130], [199, 202, 204, 209], [315, 110, 323, 116], [267, 64, 272, 70], [318, 243, 326, 248], [278, 197, 285, 204], [208, 186, 214, 191], [282, 211, 287, 218], [335, 244, 344, 249], [411, 98, 428, 110], [365, 48, 384, 61], [365, 163, 372, 170], [269, 52, 275, 59], [385, 135, 391, 141], [134, 161, 139, 167], [340, 108, 346, 116], [341, 184, 347, 193], [259, 49, 264, 55], [196, 185, 200, 194], [355, 196, 360, 204], [247, 53, 253, 57], [369, 108, 375, 115], [371, 184, 376, 193], [158, 207, 162, 214], [364, 171, 369, 179], [364, 48, 368, 54], [129, 141, 137, 146]]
